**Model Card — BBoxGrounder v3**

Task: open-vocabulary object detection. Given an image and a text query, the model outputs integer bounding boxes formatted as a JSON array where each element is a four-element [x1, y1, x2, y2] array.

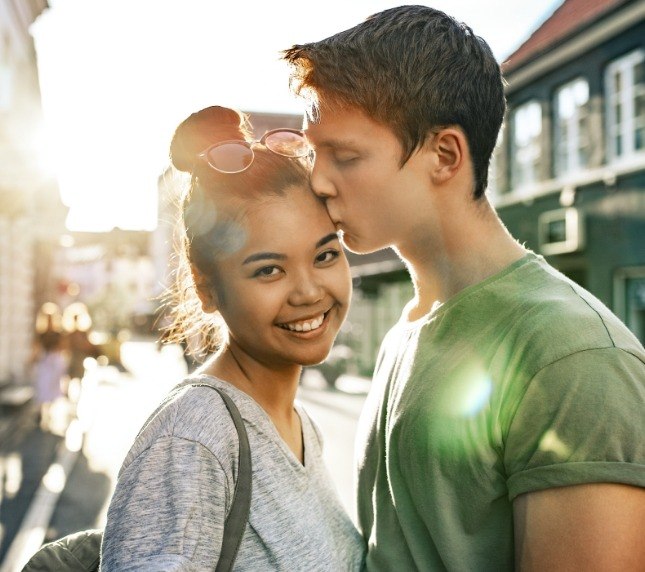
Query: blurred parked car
[[315, 344, 354, 388]]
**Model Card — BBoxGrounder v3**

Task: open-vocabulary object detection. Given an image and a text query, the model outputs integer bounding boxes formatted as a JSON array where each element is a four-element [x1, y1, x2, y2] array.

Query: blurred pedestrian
[[283, 5, 645, 571], [32, 303, 68, 432], [62, 302, 99, 402], [100, 106, 365, 570]]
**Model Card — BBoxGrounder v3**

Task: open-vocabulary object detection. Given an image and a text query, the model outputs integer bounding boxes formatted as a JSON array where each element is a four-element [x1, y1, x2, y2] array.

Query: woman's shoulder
[[172, 375, 265, 428], [122, 376, 247, 470]]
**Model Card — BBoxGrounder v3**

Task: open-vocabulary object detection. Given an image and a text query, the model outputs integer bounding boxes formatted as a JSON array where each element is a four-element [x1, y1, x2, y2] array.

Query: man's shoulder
[[519, 262, 642, 356], [410, 256, 644, 376], [379, 255, 644, 379], [479, 263, 645, 392]]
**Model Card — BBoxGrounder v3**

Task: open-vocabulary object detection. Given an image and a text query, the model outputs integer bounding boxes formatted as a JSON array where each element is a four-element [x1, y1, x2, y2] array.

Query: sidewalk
[[0, 390, 82, 572]]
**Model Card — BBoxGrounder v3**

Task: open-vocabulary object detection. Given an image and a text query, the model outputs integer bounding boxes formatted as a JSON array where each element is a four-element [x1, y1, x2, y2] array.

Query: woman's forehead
[[228, 190, 332, 253], [240, 184, 318, 216]]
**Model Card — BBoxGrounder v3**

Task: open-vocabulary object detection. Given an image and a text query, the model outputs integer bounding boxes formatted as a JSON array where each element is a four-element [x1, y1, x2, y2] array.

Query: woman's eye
[[316, 249, 340, 265], [253, 266, 281, 278]]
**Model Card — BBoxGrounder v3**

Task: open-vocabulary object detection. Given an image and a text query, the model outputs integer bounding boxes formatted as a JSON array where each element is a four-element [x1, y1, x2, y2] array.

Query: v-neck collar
[[192, 374, 309, 472]]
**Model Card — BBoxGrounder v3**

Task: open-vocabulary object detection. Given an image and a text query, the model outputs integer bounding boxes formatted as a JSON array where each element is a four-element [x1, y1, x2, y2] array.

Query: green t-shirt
[[356, 253, 645, 571]]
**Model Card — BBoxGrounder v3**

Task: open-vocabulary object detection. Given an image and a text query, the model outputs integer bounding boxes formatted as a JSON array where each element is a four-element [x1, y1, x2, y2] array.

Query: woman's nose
[[288, 272, 325, 306]]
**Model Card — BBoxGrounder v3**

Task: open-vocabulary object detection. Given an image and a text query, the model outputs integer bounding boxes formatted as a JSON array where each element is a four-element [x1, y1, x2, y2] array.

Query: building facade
[[494, 0, 645, 344], [0, 0, 59, 389]]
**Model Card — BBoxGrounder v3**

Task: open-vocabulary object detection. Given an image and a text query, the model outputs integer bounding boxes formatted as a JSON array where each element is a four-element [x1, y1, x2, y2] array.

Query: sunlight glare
[[3, 453, 23, 498], [42, 463, 66, 494], [65, 419, 84, 453]]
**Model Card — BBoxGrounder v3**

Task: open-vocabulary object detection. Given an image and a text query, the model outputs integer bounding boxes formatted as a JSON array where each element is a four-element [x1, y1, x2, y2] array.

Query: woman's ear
[[428, 128, 465, 185], [191, 266, 218, 313]]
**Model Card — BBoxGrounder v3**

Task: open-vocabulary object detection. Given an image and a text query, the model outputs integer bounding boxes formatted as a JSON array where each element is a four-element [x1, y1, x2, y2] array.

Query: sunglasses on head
[[197, 128, 311, 174]]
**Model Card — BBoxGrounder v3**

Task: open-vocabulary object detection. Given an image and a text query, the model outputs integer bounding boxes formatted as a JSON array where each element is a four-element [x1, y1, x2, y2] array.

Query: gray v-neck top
[[101, 375, 365, 571]]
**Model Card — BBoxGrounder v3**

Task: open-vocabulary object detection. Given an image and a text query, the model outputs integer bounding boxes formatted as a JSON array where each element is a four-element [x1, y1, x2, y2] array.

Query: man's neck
[[398, 198, 527, 321]]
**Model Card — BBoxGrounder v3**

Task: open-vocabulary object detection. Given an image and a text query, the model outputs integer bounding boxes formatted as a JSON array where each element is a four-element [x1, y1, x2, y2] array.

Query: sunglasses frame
[[197, 128, 311, 174]]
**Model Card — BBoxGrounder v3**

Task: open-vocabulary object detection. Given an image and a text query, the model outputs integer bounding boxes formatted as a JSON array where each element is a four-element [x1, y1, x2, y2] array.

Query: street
[[0, 341, 367, 571]]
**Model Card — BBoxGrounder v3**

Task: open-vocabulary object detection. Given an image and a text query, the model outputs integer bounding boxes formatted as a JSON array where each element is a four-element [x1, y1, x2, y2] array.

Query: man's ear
[[428, 128, 465, 185], [191, 266, 218, 313]]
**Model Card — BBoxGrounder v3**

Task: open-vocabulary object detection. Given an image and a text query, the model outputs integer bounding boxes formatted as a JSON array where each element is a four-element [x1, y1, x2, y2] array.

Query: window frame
[[605, 48, 645, 163], [553, 77, 590, 177], [510, 99, 543, 191]]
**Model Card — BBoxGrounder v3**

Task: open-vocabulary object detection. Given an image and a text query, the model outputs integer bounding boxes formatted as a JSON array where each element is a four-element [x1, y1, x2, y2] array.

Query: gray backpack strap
[[190, 383, 252, 572]]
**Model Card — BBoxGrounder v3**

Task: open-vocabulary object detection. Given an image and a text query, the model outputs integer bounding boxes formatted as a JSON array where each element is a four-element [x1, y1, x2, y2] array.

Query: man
[[283, 5, 645, 570]]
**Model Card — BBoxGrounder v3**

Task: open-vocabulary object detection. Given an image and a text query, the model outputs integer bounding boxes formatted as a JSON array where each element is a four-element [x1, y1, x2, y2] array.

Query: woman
[[100, 106, 365, 570]]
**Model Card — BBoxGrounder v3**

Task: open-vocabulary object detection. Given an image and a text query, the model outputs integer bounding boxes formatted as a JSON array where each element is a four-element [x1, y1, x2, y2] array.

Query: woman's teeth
[[280, 313, 325, 332]]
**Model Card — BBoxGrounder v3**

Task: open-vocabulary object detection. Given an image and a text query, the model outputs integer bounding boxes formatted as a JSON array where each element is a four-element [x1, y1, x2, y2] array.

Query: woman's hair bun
[[169, 106, 253, 173]]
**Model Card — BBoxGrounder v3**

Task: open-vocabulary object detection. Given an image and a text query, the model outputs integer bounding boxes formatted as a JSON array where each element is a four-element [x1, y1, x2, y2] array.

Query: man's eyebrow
[[242, 233, 339, 265], [303, 134, 357, 150]]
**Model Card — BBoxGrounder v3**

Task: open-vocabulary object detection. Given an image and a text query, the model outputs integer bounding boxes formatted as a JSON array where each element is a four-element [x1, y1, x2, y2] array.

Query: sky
[[31, 0, 562, 232]]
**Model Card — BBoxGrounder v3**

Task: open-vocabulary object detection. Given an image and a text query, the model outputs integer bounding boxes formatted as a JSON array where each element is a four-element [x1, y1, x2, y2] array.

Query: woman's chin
[[298, 347, 334, 367]]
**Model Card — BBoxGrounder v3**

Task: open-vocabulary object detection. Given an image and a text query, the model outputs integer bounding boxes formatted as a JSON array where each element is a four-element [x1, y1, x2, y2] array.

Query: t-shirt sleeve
[[504, 347, 645, 500], [100, 435, 230, 571]]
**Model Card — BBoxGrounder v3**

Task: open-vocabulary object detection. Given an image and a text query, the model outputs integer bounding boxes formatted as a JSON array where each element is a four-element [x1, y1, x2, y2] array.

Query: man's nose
[[310, 161, 336, 199]]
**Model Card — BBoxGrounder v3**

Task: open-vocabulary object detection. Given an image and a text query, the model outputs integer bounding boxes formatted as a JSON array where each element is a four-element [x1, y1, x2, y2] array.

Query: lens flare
[[442, 368, 493, 418]]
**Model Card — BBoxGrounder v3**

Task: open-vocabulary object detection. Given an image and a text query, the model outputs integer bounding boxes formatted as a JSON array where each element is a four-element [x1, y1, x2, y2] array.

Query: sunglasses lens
[[207, 143, 253, 173], [264, 130, 310, 157]]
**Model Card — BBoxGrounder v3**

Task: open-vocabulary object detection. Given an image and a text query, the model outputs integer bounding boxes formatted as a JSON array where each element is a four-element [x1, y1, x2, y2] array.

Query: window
[[538, 207, 585, 255], [614, 267, 645, 345], [511, 100, 542, 190], [487, 130, 503, 198], [554, 78, 590, 176], [605, 49, 645, 161], [487, 149, 499, 198]]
